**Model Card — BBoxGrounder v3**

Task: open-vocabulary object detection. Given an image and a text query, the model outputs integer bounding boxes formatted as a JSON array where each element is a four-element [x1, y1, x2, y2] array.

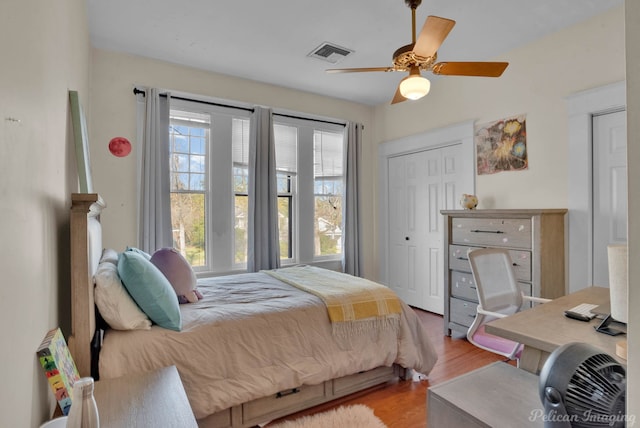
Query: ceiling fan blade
[[391, 85, 407, 104], [432, 62, 509, 77], [413, 16, 456, 58], [326, 67, 395, 73]]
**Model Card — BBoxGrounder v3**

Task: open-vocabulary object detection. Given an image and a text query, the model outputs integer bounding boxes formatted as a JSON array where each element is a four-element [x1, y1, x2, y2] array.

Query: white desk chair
[[466, 247, 551, 361]]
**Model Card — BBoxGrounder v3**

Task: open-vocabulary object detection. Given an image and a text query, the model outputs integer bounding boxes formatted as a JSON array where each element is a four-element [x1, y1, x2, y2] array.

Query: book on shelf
[[36, 327, 80, 416]]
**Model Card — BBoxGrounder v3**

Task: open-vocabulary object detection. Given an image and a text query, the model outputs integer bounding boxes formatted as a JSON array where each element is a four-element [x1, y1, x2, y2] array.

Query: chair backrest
[[468, 248, 522, 315]]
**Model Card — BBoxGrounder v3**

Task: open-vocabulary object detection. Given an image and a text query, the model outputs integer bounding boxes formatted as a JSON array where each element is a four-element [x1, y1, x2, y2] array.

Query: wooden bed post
[[68, 193, 105, 377]]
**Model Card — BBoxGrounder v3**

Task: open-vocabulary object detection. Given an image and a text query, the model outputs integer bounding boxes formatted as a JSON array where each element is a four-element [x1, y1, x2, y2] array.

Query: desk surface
[[485, 287, 624, 362], [94, 366, 198, 428], [428, 362, 543, 427]]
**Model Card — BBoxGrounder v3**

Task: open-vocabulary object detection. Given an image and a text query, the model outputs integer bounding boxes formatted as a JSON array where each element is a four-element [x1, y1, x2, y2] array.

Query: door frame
[[567, 81, 626, 293], [378, 120, 476, 287]]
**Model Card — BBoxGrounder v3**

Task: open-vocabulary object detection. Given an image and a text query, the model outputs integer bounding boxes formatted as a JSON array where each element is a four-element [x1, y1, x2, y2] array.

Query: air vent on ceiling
[[308, 42, 353, 64]]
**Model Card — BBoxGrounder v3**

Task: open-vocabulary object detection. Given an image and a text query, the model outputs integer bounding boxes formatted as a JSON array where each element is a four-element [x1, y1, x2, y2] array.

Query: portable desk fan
[[539, 342, 626, 428]]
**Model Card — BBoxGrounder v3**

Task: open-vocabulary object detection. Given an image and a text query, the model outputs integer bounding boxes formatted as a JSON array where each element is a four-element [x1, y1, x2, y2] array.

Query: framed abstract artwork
[[69, 90, 93, 193], [474, 114, 528, 175]]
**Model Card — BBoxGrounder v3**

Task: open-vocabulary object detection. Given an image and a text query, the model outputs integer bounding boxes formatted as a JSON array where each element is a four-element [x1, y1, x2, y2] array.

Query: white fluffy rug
[[269, 405, 387, 428]]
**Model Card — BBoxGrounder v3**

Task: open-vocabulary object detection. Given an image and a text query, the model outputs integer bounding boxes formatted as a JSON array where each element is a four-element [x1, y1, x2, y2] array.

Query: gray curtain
[[247, 106, 280, 271], [138, 88, 172, 252], [342, 122, 363, 276]]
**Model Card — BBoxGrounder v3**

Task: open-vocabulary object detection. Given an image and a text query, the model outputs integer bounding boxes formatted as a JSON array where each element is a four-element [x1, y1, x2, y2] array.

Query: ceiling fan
[[327, 0, 509, 104]]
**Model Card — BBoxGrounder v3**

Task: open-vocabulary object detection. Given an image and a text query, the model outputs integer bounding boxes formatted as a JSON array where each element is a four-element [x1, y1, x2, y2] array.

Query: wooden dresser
[[441, 209, 567, 336]]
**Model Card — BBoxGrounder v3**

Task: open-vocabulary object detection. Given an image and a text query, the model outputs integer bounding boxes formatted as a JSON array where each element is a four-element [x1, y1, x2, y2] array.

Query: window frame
[[273, 116, 345, 267], [164, 98, 346, 275]]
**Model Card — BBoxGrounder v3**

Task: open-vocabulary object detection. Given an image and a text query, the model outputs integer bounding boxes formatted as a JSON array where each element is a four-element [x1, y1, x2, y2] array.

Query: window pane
[[171, 193, 206, 267], [274, 125, 297, 260], [234, 195, 248, 264], [191, 137, 205, 154], [175, 154, 189, 173], [170, 110, 210, 268], [190, 155, 205, 173], [314, 130, 344, 256], [278, 196, 291, 259], [233, 166, 248, 193], [232, 118, 250, 165], [314, 195, 342, 256], [190, 173, 205, 190], [172, 173, 189, 190], [231, 118, 251, 266], [274, 124, 298, 173]]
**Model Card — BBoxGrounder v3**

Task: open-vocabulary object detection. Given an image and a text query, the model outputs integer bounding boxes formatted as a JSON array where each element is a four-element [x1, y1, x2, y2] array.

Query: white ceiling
[[88, 0, 623, 106]]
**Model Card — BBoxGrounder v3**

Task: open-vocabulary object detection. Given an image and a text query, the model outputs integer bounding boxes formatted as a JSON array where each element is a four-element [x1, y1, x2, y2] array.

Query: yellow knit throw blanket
[[264, 266, 402, 337]]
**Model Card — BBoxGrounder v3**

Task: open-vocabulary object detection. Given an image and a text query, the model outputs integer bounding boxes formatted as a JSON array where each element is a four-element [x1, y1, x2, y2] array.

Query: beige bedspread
[[98, 271, 438, 420]]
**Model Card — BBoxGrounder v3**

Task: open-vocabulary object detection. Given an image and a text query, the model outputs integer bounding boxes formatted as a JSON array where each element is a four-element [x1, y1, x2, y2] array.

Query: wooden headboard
[[68, 193, 106, 377]]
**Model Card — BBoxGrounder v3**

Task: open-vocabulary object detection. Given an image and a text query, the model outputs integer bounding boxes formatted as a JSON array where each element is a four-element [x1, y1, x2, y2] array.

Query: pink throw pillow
[[150, 248, 201, 303]]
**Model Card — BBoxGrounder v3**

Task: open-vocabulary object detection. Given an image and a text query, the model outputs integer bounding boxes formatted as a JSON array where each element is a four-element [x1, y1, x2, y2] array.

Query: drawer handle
[[470, 286, 476, 289], [468, 314, 477, 318], [276, 388, 300, 398], [512, 262, 519, 267], [470, 229, 504, 234], [455, 256, 469, 261]]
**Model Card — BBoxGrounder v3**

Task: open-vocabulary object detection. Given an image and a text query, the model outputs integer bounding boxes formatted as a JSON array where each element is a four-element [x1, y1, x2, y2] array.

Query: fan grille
[[565, 353, 626, 427]]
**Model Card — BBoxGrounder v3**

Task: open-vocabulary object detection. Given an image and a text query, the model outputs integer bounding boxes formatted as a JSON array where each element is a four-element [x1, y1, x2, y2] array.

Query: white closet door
[[593, 110, 627, 287], [388, 152, 427, 310], [387, 144, 465, 313]]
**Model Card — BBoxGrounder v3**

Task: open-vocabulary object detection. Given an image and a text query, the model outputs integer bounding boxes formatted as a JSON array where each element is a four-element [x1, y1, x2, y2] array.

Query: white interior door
[[388, 151, 427, 310], [592, 110, 627, 287], [387, 144, 465, 313]]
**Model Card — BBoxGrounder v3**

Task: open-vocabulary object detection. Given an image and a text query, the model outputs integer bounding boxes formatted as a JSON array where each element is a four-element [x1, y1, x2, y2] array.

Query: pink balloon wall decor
[[108, 137, 132, 157]]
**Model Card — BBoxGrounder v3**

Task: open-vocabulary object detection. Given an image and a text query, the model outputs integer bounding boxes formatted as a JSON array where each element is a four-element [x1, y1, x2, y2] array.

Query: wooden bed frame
[[67, 193, 406, 427]]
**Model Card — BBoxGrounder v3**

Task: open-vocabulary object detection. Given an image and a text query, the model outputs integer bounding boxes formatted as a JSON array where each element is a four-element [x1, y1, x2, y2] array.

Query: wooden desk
[[94, 366, 197, 427], [485, 287, 625, 373]]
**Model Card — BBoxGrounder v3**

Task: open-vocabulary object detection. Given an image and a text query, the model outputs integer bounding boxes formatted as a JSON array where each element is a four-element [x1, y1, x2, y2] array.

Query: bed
[[67, 193, 438, 427]]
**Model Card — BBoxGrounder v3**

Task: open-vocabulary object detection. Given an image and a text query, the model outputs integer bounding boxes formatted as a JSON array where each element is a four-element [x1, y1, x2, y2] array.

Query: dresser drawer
[[449, 298, 478, 328], [449, 245, 473, 272], [333, 365, 395, 396], [451, 218, 532, 249], [450, 271, 478, 301], [450, 245, 531, 282], [510, 250, 532, 281], [243, 383, 326, 423]]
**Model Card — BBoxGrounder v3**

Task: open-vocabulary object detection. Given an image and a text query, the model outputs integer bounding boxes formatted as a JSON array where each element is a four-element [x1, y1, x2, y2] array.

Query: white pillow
[[94, 261, 152, 330], [99, 248, 119, 266]]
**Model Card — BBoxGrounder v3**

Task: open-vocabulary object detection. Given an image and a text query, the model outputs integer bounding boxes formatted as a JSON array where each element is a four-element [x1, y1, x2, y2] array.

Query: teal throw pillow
[[117, 250, 182, 331]]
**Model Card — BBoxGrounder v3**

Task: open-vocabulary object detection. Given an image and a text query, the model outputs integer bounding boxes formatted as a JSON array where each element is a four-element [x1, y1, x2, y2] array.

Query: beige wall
[[0, 0, 90, 426]]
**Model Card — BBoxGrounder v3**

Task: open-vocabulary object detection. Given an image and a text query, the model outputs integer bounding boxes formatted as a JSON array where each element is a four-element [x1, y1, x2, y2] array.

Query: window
[[168, 98, 345, 274], [232, 118, 250, 265], [313, 130, 344, 256], [273, 124, 298, 261], [273, 118, 345, 264], [169, 111, 209, 268]]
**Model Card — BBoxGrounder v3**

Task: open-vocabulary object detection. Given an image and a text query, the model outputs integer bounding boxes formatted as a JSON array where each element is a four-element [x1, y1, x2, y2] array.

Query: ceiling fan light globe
[[399, 75, 431, 100]]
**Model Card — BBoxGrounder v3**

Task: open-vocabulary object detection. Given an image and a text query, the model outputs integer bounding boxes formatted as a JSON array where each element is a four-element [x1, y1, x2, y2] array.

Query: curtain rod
[[133, 87, 253, 113], [133, 87, 347, 127]]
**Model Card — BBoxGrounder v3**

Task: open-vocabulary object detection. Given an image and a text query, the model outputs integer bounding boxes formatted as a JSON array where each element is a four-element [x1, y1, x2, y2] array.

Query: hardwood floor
[[266, 308, 510, 428]]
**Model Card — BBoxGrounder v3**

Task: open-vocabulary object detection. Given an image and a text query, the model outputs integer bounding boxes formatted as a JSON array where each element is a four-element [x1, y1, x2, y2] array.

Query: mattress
[[98, 271, 438, 419]]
